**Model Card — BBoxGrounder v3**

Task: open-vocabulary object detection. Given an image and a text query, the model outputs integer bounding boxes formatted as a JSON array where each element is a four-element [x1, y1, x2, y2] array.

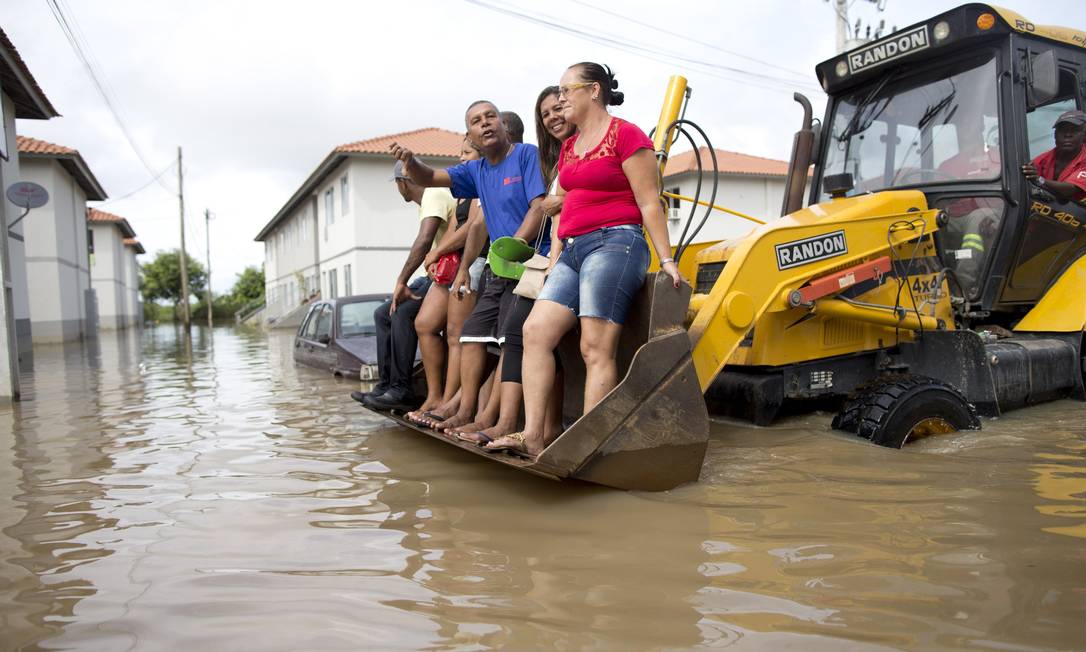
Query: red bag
[[432, 251, 462, 285]]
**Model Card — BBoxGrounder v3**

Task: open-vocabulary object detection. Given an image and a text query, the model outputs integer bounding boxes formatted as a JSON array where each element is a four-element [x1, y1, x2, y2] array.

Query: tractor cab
[[812, 4, 1086, 326]]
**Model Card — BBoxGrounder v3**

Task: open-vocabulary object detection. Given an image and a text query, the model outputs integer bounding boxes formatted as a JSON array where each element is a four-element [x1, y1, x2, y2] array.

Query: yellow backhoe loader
[[371, 4, 1086, 491]]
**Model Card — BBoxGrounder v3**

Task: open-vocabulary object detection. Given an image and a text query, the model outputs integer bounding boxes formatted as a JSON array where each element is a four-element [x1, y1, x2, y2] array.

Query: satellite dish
[[6, 182, 49, 209]]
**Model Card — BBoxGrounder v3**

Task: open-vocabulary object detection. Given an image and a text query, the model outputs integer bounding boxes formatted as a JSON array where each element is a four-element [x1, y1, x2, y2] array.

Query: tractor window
[[1025, 69, 1079, 160], [934, 196, 1006, 300], [823, 53, 1000, 199]]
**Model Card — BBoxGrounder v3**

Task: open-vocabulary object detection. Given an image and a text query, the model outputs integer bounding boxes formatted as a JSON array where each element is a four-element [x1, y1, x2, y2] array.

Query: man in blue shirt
[[390, 100, 547, 437]]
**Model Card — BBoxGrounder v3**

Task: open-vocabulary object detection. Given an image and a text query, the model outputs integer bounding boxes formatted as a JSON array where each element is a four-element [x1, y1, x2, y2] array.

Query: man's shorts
[[460, 267, 516, 345]]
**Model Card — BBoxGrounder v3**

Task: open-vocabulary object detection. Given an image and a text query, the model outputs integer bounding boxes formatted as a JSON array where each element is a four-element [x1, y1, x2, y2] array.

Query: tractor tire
[[831, 374, 908, 435], [851, 376, 980, 448]]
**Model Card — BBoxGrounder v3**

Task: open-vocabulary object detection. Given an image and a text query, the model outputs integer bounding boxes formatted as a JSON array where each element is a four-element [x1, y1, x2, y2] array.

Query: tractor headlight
[[933, 21, 951, 41], [835, 60, 849, 78]]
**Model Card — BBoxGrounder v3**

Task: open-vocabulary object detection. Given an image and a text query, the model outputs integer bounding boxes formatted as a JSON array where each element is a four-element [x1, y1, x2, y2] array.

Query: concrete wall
[[663, 173, 787, 244], [263, 154, 454, 320], [1, 97, 32, 355], [21, 158, 92, 343], [0, 93, 22, 394], [90, 224, 136, 330]]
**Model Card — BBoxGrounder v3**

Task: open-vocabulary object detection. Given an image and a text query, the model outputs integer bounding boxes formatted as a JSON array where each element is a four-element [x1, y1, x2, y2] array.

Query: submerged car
[[294, 294, 388, 378]]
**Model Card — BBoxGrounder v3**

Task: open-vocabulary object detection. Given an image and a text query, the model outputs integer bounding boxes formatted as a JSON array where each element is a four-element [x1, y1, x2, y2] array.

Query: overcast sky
[[6, 0, 1082, 292]]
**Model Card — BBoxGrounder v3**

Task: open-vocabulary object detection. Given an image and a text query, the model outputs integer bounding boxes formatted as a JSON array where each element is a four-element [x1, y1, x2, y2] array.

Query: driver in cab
[[1022, 109, 1086, 204]]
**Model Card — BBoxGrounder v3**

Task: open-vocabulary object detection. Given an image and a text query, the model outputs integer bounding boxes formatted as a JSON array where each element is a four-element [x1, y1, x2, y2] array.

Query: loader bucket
[[371, 273, 709, 491]]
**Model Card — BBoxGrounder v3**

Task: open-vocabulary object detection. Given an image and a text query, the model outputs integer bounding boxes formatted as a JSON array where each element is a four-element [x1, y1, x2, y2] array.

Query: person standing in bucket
[[389, 100, 548, 435], [352, 161, 456, 412], [486, 62, 682, 458]]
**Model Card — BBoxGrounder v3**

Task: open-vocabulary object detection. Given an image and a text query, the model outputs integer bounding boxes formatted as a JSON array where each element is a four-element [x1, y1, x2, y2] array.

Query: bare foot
[[445, 415, 496, 435], [484, 432, 542, 458], [436, 413, 475, 434]]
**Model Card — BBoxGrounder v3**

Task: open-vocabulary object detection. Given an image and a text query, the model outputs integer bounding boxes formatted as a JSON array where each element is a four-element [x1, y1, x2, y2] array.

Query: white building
[[87, 209, 143, 331], [255, 127, 461, 322], [662, 147, 793, 243], [17, 136, 107, 343], [0, 26, 59, 396]]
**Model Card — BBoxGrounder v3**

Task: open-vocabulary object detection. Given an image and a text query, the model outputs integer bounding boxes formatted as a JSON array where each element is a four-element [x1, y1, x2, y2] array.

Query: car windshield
[[822, 52, 1000, 200], [338, 301, 382, 337]]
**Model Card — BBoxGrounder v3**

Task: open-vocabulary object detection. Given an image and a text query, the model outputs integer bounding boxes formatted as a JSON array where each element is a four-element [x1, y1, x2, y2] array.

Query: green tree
[[230, 265, 265, 304], [140, 249, 207, 313]]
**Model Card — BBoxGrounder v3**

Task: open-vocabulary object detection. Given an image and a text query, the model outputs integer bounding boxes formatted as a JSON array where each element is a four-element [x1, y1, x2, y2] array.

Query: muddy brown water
[[1, 326, 1084, 650]]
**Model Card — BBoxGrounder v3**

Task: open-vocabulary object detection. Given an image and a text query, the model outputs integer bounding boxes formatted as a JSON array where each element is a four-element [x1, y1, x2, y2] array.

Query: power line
[[462, 0, 822, 94], [45, 0, 176, 193], [567, 0, 811, 81], [93, 161, 176, 207]]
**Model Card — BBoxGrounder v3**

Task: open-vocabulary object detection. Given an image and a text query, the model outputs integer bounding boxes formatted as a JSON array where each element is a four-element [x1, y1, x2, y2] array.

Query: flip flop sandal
[[484, 432, 533, 459], [455, 431, 493, 446]]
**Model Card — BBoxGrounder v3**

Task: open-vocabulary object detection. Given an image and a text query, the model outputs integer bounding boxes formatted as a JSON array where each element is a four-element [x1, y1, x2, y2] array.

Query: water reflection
[[0, 326, 1083, 650]]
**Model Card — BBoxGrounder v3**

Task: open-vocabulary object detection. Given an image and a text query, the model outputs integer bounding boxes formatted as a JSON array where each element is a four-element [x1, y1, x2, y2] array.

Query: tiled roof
[[17, 135, 108, 200], [664, 147, 790, 178], [88, 208, 136, 239], [17, 135, 75, 155], [335, 127, 465, 158], [0, 27, 58, 119], [122, 238, 145, 254], [255, 128, 463, 241]]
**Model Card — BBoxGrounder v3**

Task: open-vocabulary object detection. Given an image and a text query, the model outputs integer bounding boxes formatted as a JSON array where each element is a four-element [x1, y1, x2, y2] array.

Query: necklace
[[575, 115, 611, 157]]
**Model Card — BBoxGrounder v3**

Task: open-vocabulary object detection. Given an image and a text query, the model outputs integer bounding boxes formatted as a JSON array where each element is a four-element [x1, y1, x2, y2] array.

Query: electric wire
[[94, 161, 176, 207], [45, 0, 176, 193], [567, 0, 811, 81], [462, 0, 822, 95]]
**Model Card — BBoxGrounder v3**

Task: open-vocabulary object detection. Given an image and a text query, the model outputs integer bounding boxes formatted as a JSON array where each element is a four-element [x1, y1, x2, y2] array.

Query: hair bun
[[610, 90, 625, 106], [610, 78, 619, 90]]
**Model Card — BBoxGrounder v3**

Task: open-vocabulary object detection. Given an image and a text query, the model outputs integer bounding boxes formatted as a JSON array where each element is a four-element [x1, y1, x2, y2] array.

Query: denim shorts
[[538, 224, 650, 324]]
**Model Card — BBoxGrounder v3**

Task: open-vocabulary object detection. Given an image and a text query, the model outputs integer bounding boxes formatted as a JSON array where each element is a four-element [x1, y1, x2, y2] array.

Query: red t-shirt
[[556, 117, 654, 239], [1032, 145, 1086, 202]]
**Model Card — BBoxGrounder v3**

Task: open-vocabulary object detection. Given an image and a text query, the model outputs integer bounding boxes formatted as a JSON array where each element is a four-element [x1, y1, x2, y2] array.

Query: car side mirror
[[318, 334, 331, 345], [1027, 49, 1059, 108]]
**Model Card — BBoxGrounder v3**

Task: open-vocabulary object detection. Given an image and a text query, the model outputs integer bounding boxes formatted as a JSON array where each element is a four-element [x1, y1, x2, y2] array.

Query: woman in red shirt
[[485, 62, 681, 457]]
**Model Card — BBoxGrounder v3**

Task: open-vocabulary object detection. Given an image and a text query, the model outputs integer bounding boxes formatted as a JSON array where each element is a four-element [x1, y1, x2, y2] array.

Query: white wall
[[262, 153, 456, 319], [90, 224, 135, 330], [21, 158, 92, 342], [663, 173, 787, 244], [1, 97, 32, 354], [0, 93, 22, 395]]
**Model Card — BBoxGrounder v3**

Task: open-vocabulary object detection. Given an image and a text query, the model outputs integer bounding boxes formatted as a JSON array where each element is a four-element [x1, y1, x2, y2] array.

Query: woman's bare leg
[[412, 285, 449, 413], [578, 316, 623, 413], [441, 290, 476, 404]]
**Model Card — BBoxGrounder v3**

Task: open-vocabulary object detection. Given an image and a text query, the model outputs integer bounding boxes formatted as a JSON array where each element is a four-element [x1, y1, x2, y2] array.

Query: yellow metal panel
[[991, 5, 1086, 50], [687, 191, 941, 391], [1014, 255, 1086, 333]]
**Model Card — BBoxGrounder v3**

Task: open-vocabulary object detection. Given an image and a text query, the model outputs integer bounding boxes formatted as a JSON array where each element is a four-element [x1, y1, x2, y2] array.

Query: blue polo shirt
[[447, 143, 550, 254]]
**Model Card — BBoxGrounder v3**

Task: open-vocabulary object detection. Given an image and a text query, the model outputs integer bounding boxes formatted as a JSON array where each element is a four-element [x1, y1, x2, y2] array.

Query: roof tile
[[664, 147, 790, 178], [88, 208, 136, 238], [17, 135, 76, 156], [335, 127, 464, 158]]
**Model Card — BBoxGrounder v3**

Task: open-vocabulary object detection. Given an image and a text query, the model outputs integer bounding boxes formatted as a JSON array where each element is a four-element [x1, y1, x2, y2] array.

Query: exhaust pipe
[[781, 93, 815, 216]]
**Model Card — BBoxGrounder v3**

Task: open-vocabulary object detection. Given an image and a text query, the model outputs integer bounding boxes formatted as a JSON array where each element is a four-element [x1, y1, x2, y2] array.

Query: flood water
[[1, 325, 1084, 650]]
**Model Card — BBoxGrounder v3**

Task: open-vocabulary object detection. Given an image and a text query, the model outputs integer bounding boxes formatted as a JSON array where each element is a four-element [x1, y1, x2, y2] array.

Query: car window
[[302, 304, 324, 339], [314, 306, 333, 341], [338, 300, 383, 337], [298, 305, 319, 338]]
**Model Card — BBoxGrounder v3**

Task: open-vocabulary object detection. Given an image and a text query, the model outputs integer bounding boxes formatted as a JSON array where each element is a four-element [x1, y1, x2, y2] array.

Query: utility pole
[[834, 0, 849, 54], [177, 146, 191, 331], [204, 208, 213, 328]]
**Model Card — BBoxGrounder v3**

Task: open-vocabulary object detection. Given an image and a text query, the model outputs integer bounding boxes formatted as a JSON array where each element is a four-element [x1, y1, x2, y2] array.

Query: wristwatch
[[1037, 176, 1047, 187]]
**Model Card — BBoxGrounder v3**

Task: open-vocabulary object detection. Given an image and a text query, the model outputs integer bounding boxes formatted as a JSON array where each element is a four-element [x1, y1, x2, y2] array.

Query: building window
[[340, 175, 349, 215], [325, 188, 334, 226], [344, 264, 352, 296], [302, 210, 309, 241], [666, 186, 681, 221], [328, 267, 338, 299], [321, 271, 326, 296]]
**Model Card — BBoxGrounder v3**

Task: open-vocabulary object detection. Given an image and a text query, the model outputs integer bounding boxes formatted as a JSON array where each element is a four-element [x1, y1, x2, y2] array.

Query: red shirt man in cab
[[1022, 109, 1086, 203]]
